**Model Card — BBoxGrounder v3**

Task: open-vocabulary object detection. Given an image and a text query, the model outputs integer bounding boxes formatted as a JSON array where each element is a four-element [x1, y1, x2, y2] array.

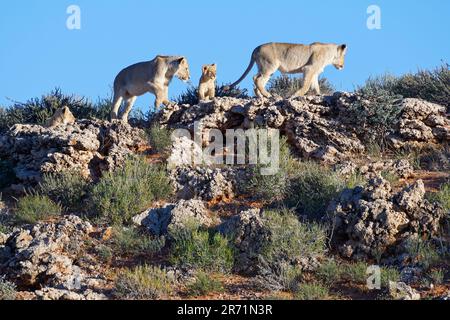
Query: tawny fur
[[45, 106, 76, 128], [111, 55, 190, 123], [228, 42, 347, 98], [198, 64, 217, 101]]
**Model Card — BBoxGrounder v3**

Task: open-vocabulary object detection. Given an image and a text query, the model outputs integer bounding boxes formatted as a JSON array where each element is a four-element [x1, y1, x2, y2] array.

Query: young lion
[[111, 55, 190, 123], [227, 42, 347, 98], [45, 106, 76, 128], [198, 64, 217, 101]]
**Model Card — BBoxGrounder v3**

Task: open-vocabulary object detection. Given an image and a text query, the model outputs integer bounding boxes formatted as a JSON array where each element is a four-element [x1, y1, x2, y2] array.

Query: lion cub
[[45, 106, 76, 128], [198, 64, 217, 102]]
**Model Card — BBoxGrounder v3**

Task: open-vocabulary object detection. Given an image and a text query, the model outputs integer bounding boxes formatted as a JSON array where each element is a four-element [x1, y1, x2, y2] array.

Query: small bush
[[261, 209, 327, 266], [316, 260, 344, 286], [15, 194, 62, 224], [89, 157, 172, 225], [341, 262, 370, 285], [350, 86, 403, 150], [147, 125, 172, 156], [187, 271, 224, 296], [286, 162, 344, 219], [0, 160, 17, 189], [293, 282, 329, 300], [428, 269, 445, 285], [279, 264, 303, 291], [176, 84, 249, 105], [268, 75, 335, 98], [114, 265, 173, 300], [0, 88, 112, 133], [111, 227, 166, 257], [169, 223, 234, 273], [39, 172, 91, 213], [380, 267, 401, 289], [0, 276, 17, 300], [404, 238, 442, 270], [428, 183, 450, 213]]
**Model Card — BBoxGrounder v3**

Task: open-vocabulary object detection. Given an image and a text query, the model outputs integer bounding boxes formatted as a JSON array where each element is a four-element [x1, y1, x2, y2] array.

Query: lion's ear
[[340, 44, 347, 53]]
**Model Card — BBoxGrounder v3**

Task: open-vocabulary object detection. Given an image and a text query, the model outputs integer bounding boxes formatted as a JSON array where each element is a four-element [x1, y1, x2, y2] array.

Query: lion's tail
[[226, 49, 257, 90]]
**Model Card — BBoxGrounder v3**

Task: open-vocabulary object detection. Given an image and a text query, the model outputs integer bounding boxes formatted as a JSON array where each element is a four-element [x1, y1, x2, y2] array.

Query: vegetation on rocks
[[15, 194, 62, 224]]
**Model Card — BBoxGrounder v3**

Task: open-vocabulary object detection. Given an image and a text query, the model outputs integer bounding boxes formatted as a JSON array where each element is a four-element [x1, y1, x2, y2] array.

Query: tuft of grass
[[293, 282, 329, 300], [268, 74, 335, 97], [261, 209, 327, 266], [341, 262, 370, 285], [428, 183, 450, 213], [286, 162, 344, 219], [39, 172, 91, 213], [110, 227, 166, 257], [0, 276, 17, 300], [15, 194, 62, 225], [169, 222, 234, 273], [89, 157, 172, 225], [187, 271, 224, 296], [114, 265, 173, 300], [147, 125, 173, 156], [316, 260, 344, 286], [279, 264, 303, 292]]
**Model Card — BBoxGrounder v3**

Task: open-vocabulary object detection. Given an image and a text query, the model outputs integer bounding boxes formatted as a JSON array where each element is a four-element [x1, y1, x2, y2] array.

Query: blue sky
[[0, 0, 449, 111]]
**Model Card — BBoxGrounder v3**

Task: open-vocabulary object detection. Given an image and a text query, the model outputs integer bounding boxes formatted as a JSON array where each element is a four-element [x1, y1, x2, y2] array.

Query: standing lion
[[227, 42, 347, 98], [198, 64, 217, 102], [111, 55, 190, 122]]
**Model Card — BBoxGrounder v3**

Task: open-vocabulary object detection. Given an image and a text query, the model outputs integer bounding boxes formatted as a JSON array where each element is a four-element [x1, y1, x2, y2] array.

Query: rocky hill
[[0, 93, 448, 300]]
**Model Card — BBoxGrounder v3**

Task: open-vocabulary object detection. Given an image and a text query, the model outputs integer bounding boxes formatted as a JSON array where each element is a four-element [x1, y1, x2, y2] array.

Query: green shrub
[[114, 265, 173, 300], [244, 137, 296, 201], [293, 282, 329, 300], [362, 64, 450, 112], [176, 84, 249, 105], [0, 277, 16, 300], [351, 85, 403, 150], [39, 172, 91, 213], [316, 260, 344, 286], [404, 238, 442, 270], [169, 223, 234, 273], [0, 160, 17, 189], [89, 157, 172, 225], [286, 162, 344, 219], [428, 269, 445, 285], [0, 88, 112, 133], [279, 264, 303, 291], [380, 267, 401, 289], [187, 271, 224, 296], [15, 194, 62, 224], [428, 183, 450, 213], [111, 227, 166, 257], [268, 75, 335, 98], [341, 262, 370, 285], [261, 209, 327, 265], [147, 125, 172, 156]]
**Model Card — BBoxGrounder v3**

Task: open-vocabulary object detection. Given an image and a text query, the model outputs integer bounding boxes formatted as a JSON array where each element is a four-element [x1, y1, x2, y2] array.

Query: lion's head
[[333, 44, 348, 70], [174, 57, 191, 82], [201, 64, 217, 80]]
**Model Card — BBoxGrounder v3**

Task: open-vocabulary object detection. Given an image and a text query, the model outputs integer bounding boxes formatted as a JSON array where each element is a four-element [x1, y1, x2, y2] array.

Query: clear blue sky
[[0, 0, 449, 111]]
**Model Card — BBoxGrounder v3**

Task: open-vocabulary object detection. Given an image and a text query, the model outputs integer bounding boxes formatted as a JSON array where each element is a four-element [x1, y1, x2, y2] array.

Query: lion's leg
[[111, 92, 124, 120], [310, 75, 321, 95], [254, 73, 272, 98], [154, 87, 165, 110], [162, 86, 171, 106], [120, 96, 137, 123], [294, 67, 317, 97]]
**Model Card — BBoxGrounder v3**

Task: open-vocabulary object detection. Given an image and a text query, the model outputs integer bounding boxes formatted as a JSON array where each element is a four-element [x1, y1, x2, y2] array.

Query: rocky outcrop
[[328, 177, 444, 260], [157, 94, 449, 164], [0, 120, 148, 183], [170, 166, 249, 202], [388, 281, 421, 300], [0, 216, 108, 300], [133, 199, 214, 236]]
